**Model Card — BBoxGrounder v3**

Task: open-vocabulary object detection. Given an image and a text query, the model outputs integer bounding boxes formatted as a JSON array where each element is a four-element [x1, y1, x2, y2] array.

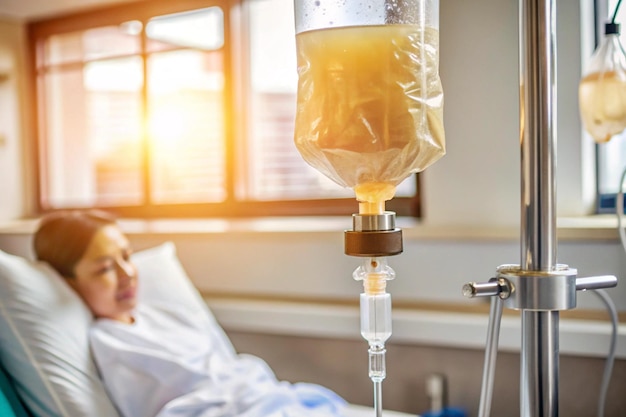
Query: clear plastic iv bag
[[293, 0, 445, 205], [579, 22, 626, 143]]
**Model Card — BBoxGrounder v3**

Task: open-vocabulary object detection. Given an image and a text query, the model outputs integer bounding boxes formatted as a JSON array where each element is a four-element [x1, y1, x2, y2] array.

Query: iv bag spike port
[[345, 212, 403, 257]]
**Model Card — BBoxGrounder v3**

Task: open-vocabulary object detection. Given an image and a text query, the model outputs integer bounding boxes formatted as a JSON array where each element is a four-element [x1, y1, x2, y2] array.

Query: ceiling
[[0, 0, 138, 21]]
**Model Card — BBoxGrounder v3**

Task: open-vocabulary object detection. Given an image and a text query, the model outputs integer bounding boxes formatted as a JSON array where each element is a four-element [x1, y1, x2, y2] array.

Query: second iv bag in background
[[293, 0, 445, 205], [579, 22, 626, 143]]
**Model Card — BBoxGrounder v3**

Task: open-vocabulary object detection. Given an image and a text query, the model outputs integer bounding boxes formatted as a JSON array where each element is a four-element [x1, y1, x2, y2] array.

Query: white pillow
[[134, 242, 212, 315], [0, 241, 214, 417]]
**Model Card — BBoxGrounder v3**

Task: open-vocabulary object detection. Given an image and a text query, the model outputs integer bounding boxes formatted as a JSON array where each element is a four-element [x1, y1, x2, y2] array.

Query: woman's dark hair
[[33, 210, 117, 278]]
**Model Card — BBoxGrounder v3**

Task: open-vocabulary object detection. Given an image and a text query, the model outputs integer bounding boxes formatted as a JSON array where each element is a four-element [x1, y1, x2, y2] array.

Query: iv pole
[[465, 1, 618, 416], [519, 0, 559, 415]]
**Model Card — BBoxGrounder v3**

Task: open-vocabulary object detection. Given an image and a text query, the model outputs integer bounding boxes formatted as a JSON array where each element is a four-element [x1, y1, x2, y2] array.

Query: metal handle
[[576, 275, 618, 291], [463, 278, 512, 299]]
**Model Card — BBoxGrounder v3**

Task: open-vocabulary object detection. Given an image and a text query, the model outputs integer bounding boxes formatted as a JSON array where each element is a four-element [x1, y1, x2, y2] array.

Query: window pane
[[245, 0, 351, 201], [44, 24, 142, 66], [147, 49, 226, 203], [146, 7, 224, 52], [598, 137, 626, 195], [32, 0, 419, 217], [41, 57, 144, 208], [396, 175, 416, 197]]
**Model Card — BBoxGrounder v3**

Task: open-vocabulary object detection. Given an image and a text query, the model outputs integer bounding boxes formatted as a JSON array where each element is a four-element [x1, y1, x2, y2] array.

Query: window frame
[[27, 0, 421, 218]]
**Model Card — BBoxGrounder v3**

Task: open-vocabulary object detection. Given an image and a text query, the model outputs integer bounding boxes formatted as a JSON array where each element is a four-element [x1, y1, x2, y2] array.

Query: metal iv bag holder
[[462, 1, 618, 417]]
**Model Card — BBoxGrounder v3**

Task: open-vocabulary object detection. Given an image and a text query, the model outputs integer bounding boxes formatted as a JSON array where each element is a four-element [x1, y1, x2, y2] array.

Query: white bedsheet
[[91, 303, 348, 417], [345, 404, 416, 417]]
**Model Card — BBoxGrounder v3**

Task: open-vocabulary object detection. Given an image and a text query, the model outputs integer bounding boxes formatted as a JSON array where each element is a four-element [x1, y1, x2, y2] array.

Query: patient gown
[[90, 302, 347, 417]]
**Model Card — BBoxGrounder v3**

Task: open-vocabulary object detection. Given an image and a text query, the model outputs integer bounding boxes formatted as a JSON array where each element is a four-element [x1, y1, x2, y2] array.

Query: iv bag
[[579, 22, 626, 143], [293, 0, 445, 204]]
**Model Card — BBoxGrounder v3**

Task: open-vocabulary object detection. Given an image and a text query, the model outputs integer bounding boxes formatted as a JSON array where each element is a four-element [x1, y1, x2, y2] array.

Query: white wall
[[0, 1, 624, 314], [424, 0, 592, 228], [0, 0, 598, 225], [426, 0, 520, 227], [1, 222, 624, 360], [0, 19, 29, 220]]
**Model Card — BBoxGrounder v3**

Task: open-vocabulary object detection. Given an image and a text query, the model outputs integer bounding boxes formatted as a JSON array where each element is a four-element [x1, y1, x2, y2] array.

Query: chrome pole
[[519, 0, 558, 416], [466, 3, 616, 416]]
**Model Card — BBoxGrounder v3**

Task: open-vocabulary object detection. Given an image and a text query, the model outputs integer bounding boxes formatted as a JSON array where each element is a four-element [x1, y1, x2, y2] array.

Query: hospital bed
[[0, 243, 416, 417], [1, 374, 412, 417], [0, 378, 411, 417]]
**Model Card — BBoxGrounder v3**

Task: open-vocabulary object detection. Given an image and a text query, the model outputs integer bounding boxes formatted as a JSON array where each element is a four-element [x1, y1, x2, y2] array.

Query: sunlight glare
[[148, 106, 189, 150]]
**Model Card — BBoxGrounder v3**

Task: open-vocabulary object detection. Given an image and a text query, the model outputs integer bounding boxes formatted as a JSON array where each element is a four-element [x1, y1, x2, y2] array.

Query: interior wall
[[1, 227, 624, 311], [124, 232, 626, 312], [0, 0, 594, 226], [228, 331, 626, 417], [0, 19, 28, 220], [423, 0, 590, 228], [0, 0, 618, 317]]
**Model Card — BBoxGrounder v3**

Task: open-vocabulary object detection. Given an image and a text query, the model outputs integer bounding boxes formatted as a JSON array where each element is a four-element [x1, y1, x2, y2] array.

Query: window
[[30, 0, 419, 218], [596, 0, 626, 213]]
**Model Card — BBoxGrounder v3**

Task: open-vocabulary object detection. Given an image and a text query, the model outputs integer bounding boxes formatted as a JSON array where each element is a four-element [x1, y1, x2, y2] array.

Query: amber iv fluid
[[294, 24, 446, 206], [579, 23, 626, 143], [579, 71, 626, 143]]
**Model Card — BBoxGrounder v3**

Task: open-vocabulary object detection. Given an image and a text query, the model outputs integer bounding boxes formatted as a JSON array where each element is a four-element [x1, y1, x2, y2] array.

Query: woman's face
[[71, 224, 138, 323]]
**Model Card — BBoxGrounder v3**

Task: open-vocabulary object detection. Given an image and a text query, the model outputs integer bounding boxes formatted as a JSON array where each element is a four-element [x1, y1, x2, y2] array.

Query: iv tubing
[[477, 296, 503, 417], [373, 378, 383, 417], [592, 289, 618, 417], [594, 164, 626, 417], [616, 165, 626, 254], [612, 0, 623, 23]]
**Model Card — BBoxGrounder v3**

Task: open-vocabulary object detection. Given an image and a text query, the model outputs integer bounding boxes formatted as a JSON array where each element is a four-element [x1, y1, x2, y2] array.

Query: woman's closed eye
[[96, 262, 116, 275]]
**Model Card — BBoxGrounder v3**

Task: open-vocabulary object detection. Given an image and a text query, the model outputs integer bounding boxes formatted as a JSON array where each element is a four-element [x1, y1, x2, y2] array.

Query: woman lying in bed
[[33, 210, 347, 417]]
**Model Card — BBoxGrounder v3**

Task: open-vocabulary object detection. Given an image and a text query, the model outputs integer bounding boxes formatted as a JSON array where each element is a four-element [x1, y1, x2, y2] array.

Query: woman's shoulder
[[90, 302, 194, 332], [90, 302, 203, 347]]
